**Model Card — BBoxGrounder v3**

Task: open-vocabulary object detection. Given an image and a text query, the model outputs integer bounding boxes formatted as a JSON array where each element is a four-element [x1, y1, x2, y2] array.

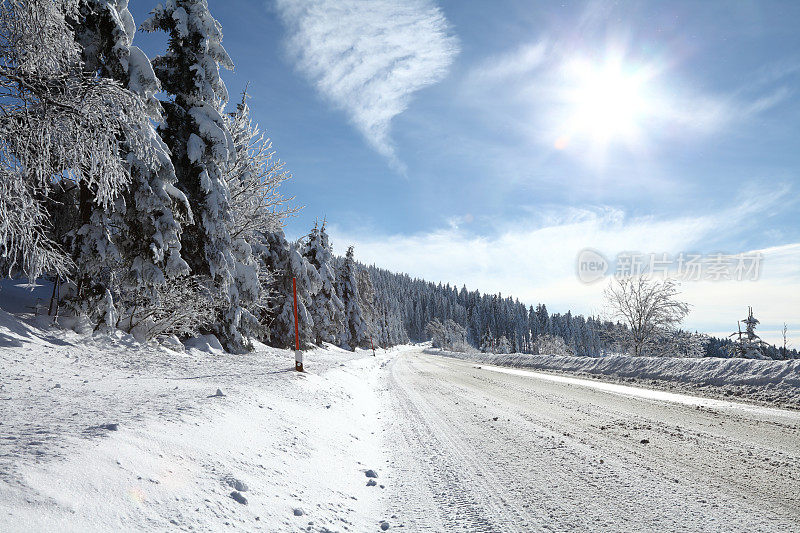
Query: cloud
[[274, 0, 458, 168], [741, 86, 793, 117], [467, 40, 549, 84], [327, 188, 799, 345]]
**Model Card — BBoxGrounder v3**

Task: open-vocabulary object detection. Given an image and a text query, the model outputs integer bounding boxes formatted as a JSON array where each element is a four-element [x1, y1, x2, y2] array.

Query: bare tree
[[426, 318, 470, 353], [224, 91, 298, 240], [117, 276, 216, 342], [603, 277, 690, 356]]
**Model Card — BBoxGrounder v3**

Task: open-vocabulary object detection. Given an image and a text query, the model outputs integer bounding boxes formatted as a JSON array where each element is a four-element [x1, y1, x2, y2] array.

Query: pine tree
[[356, 263, 377, 337], [302, 222, 344, 345], [260, 230, 320, 349], [480, 326, 494, 353], [68, 0, 191, 329], [143, 0, 250, 350], [337, 246, 369, 350], [728, 307, 769, 359], [536, 304, 550, 337], [495, 335, 511, 354]]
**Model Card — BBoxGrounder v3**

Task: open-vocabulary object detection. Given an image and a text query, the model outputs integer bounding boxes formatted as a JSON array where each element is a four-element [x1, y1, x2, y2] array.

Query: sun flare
[[557, 56, 655, 155]]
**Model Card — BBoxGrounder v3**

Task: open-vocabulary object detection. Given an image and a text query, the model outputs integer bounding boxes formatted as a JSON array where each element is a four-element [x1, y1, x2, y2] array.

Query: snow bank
[[183, 333, 225, 354], [430, 349, 800, 408], [0, 296, 405, 531], [445, 352, 800, 388]]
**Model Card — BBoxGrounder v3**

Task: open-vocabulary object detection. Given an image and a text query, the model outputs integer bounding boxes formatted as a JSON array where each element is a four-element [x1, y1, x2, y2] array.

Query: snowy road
[[380, 349, 800, 532]]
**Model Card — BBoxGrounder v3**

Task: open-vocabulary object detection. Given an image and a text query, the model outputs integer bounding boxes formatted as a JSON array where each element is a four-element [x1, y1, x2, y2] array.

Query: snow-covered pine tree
[[337, 246, 370, 350], [260, 230, 320, 349], [535, 304, 550, 338], [727, 307, 769, 359], [356, 262, 377, 338], [143, 0, 252, 350], [480, 326, 494, 353], [221, 91, 303, 344], [301, 222, 345, 345], [495, 335, 512, 354], [67, 0, 191, 331], [362, 264, 410, 347], [513, 299, 529, 352], [562, 310, 576, 355]]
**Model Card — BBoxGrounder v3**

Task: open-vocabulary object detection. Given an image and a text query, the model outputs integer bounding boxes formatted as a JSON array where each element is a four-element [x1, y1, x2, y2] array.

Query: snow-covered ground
[[3, 279, 800, 531], [429, 348, 800, 409], [381, 350, 800, 531], [0, 280, 406, 532]]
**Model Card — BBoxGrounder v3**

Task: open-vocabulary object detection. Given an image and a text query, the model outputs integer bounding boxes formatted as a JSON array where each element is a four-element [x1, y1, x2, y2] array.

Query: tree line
[[367, 266, 797, 360]]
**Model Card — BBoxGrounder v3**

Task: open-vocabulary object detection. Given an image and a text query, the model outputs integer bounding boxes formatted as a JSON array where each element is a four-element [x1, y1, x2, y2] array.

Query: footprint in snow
[[224, 476, 248, 492], [86, 423, 118, 432], [229, 491, 247, 505]]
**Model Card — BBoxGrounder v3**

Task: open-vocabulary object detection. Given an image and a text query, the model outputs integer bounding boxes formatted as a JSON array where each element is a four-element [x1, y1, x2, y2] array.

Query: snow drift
[[0, 292, 406, 531], [430, 349, 800, 408]]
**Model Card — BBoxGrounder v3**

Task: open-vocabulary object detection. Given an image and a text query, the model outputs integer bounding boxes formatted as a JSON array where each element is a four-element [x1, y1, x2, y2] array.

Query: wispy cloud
[[741, 86, 793, 117], [274, 0, 458, 169], [467, 40, 549, 84]]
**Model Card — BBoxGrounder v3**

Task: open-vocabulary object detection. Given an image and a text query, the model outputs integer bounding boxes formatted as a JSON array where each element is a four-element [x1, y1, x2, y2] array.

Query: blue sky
[[129, 1, 800, 345]]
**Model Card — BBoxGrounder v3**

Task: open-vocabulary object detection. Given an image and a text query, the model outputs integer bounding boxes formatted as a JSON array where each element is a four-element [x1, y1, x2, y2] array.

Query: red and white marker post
[[292, 277, 303, 372]]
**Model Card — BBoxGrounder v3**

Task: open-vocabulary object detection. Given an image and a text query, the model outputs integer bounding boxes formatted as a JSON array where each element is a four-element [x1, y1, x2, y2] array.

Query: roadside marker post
[[370, 336, 376, 357], [292, 277, 303, 372]]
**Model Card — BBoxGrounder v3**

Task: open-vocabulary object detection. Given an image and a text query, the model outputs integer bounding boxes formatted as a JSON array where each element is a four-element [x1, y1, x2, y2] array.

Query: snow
[[171, 6, 189, 38], [478, 364, 800, 419], [1, 356, 385, 531], [188, 105, 234, 159], [430, 348, 800, 408], [183, 333, 225, 354], [382, 349, 800, 530], [187, 133, 206, 163], [3, 273, 799, 530], [0, 285, 408, 531], [127, 46, 160, 104]]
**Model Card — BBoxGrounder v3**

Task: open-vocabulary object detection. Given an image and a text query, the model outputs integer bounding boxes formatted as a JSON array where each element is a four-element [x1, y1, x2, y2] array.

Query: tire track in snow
[[380, 349, 800, 532]]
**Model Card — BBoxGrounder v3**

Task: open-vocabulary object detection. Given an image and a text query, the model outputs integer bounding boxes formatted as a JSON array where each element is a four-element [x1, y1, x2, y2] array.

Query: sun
[[555, 56, 654, 156]]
